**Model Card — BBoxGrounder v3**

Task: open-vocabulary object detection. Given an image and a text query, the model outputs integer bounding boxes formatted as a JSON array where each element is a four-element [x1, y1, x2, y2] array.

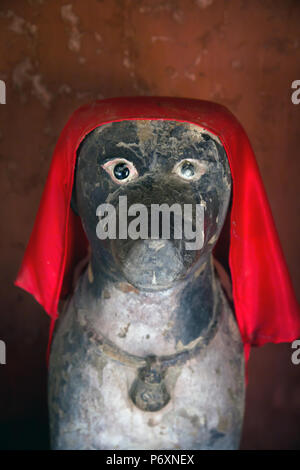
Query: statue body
[[48, 120, 245, 450]]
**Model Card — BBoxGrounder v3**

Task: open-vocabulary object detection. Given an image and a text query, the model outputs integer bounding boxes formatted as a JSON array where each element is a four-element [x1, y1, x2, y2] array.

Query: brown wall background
[[0, 0, 299, 449]]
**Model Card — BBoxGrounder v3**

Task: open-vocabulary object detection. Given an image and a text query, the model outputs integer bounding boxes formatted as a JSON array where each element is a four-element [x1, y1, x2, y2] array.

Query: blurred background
[[0, 0, 299, 450]]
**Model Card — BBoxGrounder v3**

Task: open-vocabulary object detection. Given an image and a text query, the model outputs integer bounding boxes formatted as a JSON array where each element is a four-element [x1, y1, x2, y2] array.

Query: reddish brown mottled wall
[[0, 0, 299, 449]]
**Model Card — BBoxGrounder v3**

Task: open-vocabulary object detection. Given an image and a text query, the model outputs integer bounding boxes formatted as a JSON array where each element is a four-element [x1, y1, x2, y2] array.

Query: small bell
[[129, 364, 170, 412]]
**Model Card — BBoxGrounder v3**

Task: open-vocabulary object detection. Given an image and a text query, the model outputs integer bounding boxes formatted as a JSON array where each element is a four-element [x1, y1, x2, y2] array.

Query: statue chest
[[48, 274, 245, 450]]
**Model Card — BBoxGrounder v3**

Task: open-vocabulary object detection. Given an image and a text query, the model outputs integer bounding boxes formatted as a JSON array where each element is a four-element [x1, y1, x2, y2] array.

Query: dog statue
[[48, 119, 245, 450]]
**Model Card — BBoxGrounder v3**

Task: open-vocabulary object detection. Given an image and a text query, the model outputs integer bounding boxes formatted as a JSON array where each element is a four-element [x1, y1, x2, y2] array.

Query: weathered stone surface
[[49, 272, 244, 450]]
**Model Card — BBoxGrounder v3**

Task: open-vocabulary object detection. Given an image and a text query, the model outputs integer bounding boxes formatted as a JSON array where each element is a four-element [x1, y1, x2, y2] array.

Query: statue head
[[72, 120, 231, 290]]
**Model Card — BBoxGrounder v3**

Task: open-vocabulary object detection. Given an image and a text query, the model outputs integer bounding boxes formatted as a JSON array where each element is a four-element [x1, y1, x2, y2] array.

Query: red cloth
[[15, 97, 300, 356]]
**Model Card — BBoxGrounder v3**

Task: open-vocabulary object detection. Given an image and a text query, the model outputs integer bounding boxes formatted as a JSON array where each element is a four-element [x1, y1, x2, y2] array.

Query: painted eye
[[180, 162, 195, 178], [114, 162, 130, 180], [102, 158, 138, 184], [173, 159, 206, 181]]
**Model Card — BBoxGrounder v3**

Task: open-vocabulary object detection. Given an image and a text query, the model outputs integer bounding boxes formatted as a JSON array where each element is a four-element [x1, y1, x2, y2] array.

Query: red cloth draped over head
[[15, 97, 300, 362]]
